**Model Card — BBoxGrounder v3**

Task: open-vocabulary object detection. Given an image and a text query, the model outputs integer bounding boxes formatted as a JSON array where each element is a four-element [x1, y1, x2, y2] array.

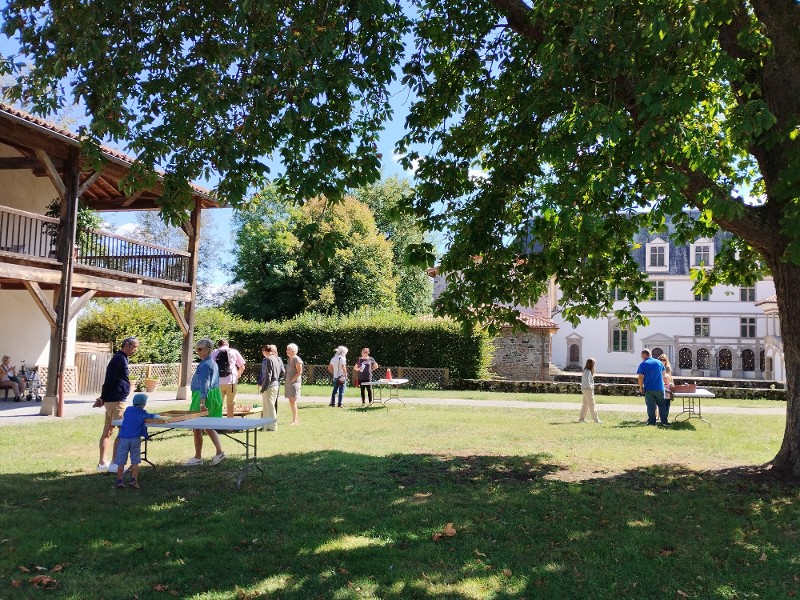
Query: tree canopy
[[227, 187, 398, 321], [3, 1, 800, 473]]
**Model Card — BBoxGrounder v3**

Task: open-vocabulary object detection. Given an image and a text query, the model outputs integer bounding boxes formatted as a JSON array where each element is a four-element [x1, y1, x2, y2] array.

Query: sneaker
[[97, 463, 110, 472], [108, 463, 119, 473], [329, 403, 335, 407], [183, 457, 203, 466], [116, 479, 125, 489], [594, 419, 603, 423], [129, 478, 140, 489], [210, 452, 226, 466], [577, 419, 586, 423]]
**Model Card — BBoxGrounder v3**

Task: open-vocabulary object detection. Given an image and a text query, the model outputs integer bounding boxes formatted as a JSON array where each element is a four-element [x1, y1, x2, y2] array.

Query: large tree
[[3, 1, 800, 474], [354, 176, 432, 315], [227, 187, 397, 321]]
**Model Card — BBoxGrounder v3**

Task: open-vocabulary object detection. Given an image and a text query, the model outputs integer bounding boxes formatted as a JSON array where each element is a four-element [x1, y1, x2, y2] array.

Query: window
[[694, 292, 710, 301], [694, 244, 711, 266], [761, 350, 766, 373], [646, 238, 669, 272], [611, 287, 626, 301], [697, 348, 710, 369], [650, 246, 665, 267], [612, 327, 629, 352], [718, 349, 732, 370], [694, 317, 710, 337], [740, 317, 756, 338], [649, 281, 665, 301], [742, 349, 755, 372], [740, 287, 756, 302], [678, 348, 693, 369]]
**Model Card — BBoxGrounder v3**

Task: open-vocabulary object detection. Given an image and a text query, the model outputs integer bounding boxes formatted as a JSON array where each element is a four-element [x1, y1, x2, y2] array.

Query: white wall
[[552, 277, 776, 375]]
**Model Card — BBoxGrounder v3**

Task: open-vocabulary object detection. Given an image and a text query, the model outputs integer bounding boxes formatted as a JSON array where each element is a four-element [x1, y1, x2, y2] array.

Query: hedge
[[226, 311, 491, 380], [78, 303, 491, 380]]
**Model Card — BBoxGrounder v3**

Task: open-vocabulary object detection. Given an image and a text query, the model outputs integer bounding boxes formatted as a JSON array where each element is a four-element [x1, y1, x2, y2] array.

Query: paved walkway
[[0, 390, 785, 426]]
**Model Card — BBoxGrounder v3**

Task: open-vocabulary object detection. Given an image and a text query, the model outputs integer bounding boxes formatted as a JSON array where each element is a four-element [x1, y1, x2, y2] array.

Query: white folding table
[[358, 378, 410, 406], [114, 416, 276, 487], [671, 388, 714, 425]]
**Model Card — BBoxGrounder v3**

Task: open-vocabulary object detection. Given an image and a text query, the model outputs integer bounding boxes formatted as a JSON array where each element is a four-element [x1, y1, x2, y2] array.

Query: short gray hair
[[336, 345, 348, 356], [287, 343, 299, 353], [196, 338, 213, 351], [121, 337, 138, 348]]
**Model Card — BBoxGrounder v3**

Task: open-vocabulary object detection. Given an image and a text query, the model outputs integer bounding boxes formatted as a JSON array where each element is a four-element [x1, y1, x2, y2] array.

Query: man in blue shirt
[[637, 349, 668, 426]]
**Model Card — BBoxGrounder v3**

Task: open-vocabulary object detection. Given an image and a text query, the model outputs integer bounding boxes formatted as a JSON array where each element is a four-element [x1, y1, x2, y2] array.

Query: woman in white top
[[328, 346, 348, 407], [578, 357, 602, 423]]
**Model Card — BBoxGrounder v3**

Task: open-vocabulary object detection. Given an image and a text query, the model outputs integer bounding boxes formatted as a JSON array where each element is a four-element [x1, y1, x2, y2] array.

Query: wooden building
[[0, 103, 218, 415]]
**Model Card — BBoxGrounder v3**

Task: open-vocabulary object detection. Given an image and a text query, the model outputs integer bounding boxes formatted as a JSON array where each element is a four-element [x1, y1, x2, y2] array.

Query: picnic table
[[359, 378, 410, 406], [113, 415, 276, 488]]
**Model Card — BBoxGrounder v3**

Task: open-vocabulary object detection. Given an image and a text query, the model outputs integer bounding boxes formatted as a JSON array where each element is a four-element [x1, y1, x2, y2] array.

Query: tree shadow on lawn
[[1, 454, 798, 599]]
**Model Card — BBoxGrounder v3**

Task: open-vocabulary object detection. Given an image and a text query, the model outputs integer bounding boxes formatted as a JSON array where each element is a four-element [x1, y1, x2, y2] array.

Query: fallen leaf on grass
[[34, 566, 48, 571], [760, 553, 767, 562], [338, 568, 349, 575], [18, 566, 30, 573], [235, 585, 259, 599], [413, 492, 431, 499], [659, 547, 675, 557], [443, 523, 457, 537], [10, 579, 22, 588], [51, 564, 64, 572], [153, 584, 169, 591], [421, 572, 430, 580], [676, 591, 689, 598], [502, 568, 512, 577], [1, 539, 10, 543], [30, 575, 58, 590], [473, 549, 487, 558], [39, 497, 49, 503], [432, 532, 443, 542]]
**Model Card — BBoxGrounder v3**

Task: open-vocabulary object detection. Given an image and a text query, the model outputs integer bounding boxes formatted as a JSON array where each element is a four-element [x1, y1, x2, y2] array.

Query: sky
[[0, 11, 418, 286]]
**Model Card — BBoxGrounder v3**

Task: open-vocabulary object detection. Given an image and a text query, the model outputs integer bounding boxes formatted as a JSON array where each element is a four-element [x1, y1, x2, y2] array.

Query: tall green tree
[[4, 1, 800, 473], [354, 176, 432, 315], [227, 187, 397, 321]]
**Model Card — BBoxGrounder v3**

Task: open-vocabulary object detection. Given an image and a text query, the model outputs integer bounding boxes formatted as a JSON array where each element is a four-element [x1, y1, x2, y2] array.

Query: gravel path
[[0, 390, 785, 426]]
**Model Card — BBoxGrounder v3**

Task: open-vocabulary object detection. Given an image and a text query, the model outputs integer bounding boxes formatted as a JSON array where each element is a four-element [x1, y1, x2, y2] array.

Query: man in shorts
[[94, 336, 139, 472]]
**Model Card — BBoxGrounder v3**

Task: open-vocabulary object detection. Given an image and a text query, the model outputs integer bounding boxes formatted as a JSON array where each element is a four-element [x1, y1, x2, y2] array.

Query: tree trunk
[[768, 259, 800, 476]]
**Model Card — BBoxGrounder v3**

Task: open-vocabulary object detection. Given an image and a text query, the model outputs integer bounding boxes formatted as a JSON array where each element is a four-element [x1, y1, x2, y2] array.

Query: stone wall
[[490, 330, 553, 381]]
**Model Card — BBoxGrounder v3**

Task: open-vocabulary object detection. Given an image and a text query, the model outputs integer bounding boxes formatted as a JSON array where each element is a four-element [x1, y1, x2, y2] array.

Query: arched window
[[742, 349, 755, 371], [652, 347, 664, 359], [697, 348, 710, 370], [718, 349, 732, 370], [569, 344, 580, 364], [760, 349, 765, 372], [678, 348, 693, 369]]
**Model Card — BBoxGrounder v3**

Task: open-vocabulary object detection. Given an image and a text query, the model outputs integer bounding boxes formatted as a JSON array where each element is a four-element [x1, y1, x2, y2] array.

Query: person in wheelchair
[[1, 355, 22, 401]]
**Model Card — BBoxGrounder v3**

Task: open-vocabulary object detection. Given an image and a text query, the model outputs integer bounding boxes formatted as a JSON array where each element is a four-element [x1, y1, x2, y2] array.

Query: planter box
[[672, 384, 697, 393]]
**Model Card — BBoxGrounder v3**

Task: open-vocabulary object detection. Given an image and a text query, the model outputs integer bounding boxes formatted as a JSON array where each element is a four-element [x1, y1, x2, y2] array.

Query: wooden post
[[177, 201, 201, 401], [41, 150, 79, 417]]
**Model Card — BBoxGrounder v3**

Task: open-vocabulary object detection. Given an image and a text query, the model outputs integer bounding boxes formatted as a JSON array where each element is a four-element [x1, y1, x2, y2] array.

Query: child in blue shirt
[[115, 393, 159, 489]]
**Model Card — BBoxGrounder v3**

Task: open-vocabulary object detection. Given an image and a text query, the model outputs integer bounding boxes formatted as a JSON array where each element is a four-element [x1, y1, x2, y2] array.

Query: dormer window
[[646, 237, 669, 273], [692, 238, 714, 267]]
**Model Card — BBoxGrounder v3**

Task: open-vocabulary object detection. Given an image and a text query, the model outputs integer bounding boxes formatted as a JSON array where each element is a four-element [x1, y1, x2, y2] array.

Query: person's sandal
[[116, 479, 125, 489], [129, 478, 140, 489]]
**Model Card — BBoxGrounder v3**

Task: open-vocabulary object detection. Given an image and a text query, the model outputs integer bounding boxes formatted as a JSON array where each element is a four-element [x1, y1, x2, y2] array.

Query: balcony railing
[[0, 205, 190, 285]]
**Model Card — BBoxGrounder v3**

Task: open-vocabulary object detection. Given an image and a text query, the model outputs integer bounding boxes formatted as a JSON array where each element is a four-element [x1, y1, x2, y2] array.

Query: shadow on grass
[[1, 453, 798, 599]]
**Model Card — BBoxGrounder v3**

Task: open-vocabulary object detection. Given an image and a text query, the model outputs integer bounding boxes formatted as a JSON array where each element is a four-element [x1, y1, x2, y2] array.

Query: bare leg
[[130, 464, 140, 479], [289, 398, 299, 424], [192, 429, 203, 458], [99, 424, 115, 465], [205, 429, 224, 455]]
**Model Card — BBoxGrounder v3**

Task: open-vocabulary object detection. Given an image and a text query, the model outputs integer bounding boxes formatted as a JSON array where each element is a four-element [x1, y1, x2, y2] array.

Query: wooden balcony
[[0, 205, 192, 301]]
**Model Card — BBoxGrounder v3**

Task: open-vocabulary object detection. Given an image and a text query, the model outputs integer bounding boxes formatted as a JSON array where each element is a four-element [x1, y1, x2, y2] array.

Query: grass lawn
[[1, 401, 797, 599]]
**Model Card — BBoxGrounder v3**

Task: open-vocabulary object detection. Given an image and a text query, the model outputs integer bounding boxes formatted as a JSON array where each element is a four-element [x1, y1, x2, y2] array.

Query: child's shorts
[[115, 436, 142, 466]]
